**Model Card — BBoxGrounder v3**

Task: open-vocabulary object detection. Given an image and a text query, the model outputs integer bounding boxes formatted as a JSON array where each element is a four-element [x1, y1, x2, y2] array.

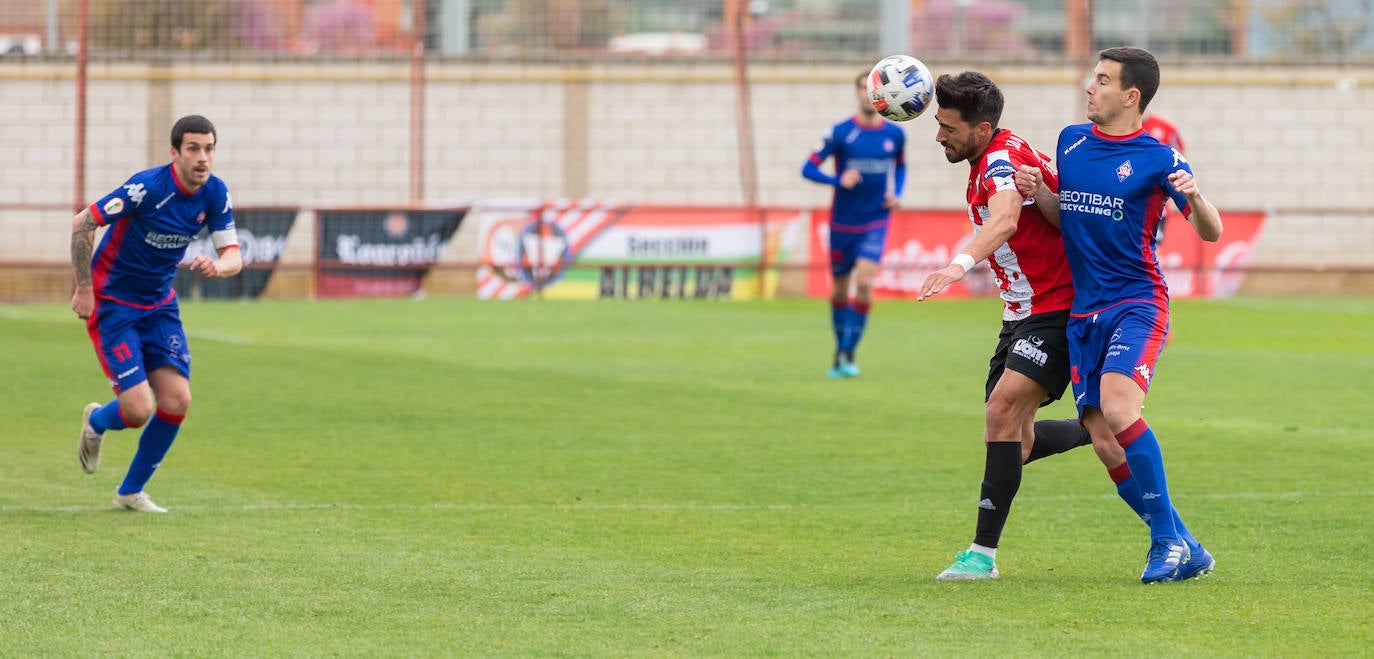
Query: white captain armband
[[211, 227, 239, 251]]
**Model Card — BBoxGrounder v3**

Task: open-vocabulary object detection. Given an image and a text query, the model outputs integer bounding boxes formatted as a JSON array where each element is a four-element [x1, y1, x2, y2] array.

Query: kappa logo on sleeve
[[122, 183, 147, 205]]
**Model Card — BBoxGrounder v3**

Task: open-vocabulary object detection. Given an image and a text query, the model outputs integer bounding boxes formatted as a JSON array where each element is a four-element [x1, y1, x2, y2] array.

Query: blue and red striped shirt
[[1054, 123, 1193, 316]]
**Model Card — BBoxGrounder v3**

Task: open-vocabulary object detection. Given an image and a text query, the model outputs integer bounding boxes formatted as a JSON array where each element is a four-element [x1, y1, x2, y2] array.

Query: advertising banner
[[808, 209, 1267, 300], [317, 208, 467, 298], [1155, 211, 1266, 298], [808, 209, 994, 299], [175, 208, 297, 299], [475, 201, 806, 300]]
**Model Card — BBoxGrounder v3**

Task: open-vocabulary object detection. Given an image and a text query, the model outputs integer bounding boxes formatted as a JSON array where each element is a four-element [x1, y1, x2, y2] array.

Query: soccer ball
[[866, 55, 935, 122]]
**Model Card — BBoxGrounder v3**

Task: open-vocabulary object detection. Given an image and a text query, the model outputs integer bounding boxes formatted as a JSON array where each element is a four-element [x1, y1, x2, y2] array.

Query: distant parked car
[[0, 33, 41, 56]]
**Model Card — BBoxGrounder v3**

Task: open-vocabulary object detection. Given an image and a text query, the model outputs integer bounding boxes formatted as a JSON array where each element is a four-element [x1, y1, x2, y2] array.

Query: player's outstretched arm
[[1015, 165, 1060, 226], [1169, 170, 1222, 241], [919, 189, 1022, 301], [70, 208, 98, 319]]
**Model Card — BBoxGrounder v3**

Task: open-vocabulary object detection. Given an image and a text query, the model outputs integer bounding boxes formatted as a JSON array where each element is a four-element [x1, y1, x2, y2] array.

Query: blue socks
[[117, 410, 184, 496], [830, 300, 847, 353], [1116, 419, 1182, 542], [843, 301, 871, 355], [88, 399, 129, 434], [831, 299, 872, 357]]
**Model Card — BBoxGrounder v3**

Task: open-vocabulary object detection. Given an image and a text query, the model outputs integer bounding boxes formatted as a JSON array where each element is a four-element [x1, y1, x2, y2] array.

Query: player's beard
[[941, 138, 971, 164]]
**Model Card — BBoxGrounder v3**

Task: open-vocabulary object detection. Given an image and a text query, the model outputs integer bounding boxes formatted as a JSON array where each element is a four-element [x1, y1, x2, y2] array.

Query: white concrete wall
[[2, 60, 1372, 266]]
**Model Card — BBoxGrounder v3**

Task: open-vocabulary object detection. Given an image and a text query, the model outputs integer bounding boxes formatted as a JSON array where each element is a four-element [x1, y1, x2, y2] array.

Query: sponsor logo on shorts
[[117, 365, 140, 379], [1012, 338, 1048, 367]]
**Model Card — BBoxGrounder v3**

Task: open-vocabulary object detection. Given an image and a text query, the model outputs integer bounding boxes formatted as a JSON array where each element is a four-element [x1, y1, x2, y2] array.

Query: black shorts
[[985, 310, 1072, 407]]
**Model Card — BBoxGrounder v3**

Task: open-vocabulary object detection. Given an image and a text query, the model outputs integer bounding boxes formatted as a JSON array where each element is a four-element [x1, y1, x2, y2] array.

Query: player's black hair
[[934, 71, 1003, 130], [1098, 46, 1160, 112], [855, 71, 868, 89], [171, 115, 217, 150]]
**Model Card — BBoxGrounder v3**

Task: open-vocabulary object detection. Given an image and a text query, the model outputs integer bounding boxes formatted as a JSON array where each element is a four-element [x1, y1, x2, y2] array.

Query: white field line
[[2, 490, 1369, 514]]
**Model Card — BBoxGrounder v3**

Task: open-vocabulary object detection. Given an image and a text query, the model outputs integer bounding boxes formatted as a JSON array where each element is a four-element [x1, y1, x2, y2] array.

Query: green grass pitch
[[2, 296, 1370, 656]]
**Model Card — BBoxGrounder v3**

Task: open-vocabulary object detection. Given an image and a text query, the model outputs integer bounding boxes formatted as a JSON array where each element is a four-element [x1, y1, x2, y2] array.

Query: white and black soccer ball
[[866, 54, 935, 122]]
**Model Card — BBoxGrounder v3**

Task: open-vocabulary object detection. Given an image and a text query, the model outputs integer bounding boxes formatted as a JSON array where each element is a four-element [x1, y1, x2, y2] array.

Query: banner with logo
[[1155, 211, 1266, 298], [175, 208, 297, 299], [475, 201, 806, 300], [807, 209, 1268, 300], [808, 209, 993, 299], [317, 208, 468, 298]]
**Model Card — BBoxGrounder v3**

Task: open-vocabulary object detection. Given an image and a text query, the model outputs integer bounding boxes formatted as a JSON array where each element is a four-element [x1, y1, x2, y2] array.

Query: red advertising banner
[[808, 209, 1267, 300], [808, 209, 991, 299], [1154, 210, 1266, 298]]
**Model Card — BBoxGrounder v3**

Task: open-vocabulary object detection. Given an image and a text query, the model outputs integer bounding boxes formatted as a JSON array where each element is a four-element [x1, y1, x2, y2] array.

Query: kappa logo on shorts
[[1135, 363, 1152, 382]]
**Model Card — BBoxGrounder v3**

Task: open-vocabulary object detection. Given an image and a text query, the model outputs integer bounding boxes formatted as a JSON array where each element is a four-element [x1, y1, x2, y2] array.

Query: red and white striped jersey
[[966, 129, 1075, 320]]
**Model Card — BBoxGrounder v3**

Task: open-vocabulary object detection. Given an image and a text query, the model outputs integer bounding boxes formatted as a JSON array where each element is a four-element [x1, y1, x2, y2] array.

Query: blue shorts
[[1067, 302, 1170, 416], [86, 296, 191, 393], [829, 226, 888, 277]]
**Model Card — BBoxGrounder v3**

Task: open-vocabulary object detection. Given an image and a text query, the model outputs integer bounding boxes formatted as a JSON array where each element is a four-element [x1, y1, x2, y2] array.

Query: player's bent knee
[[157, 392, 192, 416], [121, 404, 155, 428]]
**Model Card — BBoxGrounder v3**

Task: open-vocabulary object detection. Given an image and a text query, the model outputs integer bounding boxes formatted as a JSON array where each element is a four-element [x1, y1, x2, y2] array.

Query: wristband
[[951, 253, 976, 273]]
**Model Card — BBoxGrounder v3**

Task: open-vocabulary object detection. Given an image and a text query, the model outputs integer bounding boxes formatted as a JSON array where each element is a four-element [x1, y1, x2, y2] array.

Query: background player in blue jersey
[[1016, 48, 1222, 583], [802, 73, 906, 378], [71, 115, 241, 513]]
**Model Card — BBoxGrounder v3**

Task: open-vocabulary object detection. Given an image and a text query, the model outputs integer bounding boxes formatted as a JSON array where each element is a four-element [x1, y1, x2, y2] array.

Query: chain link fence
[[3, 0, 1374, 63]]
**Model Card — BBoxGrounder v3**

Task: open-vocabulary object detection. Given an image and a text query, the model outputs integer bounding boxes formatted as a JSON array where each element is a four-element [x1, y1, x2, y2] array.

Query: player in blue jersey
[[1015, 48, 1222, 582], [802, 73, 907, 378], [70, 115, 241, 513], [921, 71, 1128, 580]]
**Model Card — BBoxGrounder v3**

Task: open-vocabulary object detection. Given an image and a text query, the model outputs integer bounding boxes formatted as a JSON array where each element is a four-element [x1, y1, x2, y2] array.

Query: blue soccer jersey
[[1054, 123, 1192, 315], [805, 117, 907, 228], [88, 164, 236, 307]]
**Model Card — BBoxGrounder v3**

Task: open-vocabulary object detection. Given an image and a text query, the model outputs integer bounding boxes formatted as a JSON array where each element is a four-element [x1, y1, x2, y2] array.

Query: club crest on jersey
[[883, 139, 894, 152], [1116, 160, 1133, 181], [196, 211, 206, 224]]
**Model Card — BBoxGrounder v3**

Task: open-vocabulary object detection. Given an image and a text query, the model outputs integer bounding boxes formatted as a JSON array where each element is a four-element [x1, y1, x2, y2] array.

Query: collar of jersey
[[168, 163, 201, 197], [1090, 124, 1146, 142]]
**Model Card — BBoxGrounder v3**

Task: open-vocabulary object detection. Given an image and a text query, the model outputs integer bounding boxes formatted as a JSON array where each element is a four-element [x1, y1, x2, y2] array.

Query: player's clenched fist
[[1014, 165, 1042, 198]]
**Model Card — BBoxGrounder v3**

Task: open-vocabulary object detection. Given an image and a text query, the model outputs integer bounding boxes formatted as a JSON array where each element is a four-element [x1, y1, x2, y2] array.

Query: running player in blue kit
[[71, 115, 241, 513], [802, 73, 906, 378], [1016, 48, 1222, 582]]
